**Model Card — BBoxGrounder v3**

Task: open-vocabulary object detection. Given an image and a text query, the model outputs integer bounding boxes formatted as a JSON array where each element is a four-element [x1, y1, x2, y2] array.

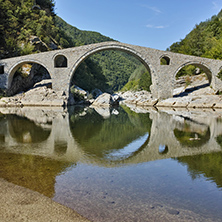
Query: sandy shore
[[0, 178, 90, 222]]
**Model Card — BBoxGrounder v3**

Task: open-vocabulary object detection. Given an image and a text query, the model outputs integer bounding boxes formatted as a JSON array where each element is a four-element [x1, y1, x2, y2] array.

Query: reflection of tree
[[0, 152, 72, 197], [69, 107, 152, 159], [216, 135, 222, 147], [8, 115, 51, 143], [174, 122, 210, 147], [176, 152, 222, 188]]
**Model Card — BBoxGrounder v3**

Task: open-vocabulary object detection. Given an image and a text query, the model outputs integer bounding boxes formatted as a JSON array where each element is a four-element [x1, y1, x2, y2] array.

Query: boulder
[[91, 93, 113, 107]]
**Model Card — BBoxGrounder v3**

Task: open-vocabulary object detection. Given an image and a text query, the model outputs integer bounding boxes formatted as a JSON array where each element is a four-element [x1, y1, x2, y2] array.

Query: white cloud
[[142, 5, 162, 14], [146, 24, 166, 29]]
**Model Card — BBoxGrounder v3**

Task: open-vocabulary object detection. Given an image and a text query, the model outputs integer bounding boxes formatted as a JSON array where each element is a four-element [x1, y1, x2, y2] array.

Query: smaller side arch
[[0, 64, 4, 74], [160, 55, 170, 65], [7, 59, 51, 89], [54, 55, 68, 68], [173, 61, 212, 84]]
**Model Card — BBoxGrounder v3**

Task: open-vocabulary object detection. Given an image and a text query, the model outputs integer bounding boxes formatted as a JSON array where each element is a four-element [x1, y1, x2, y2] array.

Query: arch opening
[[54, 55, 68, 68], [7, 62, 51, 96], [0, 65, 4, 74], [173, 63, 212, 97], [69, 45, 153, 104], [173, 117, 210, 148], [160, 56, 170, 65], [68, 106, 152, 165]]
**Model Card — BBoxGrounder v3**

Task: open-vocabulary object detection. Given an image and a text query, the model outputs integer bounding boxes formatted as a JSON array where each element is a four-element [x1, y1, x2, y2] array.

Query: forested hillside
[[168, 9, 222, 59], [0, 0, 147, 93]]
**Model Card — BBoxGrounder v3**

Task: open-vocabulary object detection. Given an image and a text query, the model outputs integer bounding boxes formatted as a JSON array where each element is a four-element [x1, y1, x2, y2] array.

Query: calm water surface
[[0, 106, 222, 221]]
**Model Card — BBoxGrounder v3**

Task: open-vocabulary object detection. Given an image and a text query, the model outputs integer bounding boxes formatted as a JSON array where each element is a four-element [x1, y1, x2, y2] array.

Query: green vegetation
[[121, 65, 151, 91], [168, 10, 222, 79], [174, 125, 210, 148], [0, 0, 147, 93], [69, 107, 152, 159], [168, 9, 222, 78], [54, 16, 113, 46], [176, 152, 222, 188]]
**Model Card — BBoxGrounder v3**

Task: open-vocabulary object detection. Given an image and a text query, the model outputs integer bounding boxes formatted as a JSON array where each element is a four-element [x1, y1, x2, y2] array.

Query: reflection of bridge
[[0, 107, 222, 167], [1, 42, 222, 100]]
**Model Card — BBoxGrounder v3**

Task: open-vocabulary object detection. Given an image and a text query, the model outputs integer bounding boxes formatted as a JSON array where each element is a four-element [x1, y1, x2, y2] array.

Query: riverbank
[[0, 178, 90, 222]]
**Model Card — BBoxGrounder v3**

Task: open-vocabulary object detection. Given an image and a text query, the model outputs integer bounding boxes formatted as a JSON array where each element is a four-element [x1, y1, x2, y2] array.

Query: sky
[[55, 0, 222, 51]]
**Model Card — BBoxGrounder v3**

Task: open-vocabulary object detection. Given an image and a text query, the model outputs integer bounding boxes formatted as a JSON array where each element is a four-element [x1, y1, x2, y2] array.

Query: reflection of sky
[[105, 133, 149, 160]]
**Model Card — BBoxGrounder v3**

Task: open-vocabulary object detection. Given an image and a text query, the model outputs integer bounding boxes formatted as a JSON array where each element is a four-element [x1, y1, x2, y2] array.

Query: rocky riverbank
[[1, 73, 222, 109]]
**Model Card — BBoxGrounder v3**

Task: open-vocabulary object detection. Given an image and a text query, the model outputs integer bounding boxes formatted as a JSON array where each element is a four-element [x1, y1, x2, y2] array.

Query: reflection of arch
[[69, 108, 152, 164], [54, 141, 68, 156], [174, 127, 210, 148], [160, 55, 170, 65], [8, 60, 50, 89], [69, 44, 155, 89], [54, 55, 68, 68], [159, 145, 169, 154], [174, 61, 212, 84], [8, 115, 51, 143]]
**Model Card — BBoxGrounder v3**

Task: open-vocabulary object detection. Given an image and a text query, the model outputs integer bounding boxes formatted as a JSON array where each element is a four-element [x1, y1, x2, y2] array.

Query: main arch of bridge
[[1, 41, 222, 100]]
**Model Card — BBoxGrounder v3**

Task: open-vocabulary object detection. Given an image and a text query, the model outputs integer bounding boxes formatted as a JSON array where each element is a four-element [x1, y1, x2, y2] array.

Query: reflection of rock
[[93, 107, 110, 119], [22, 131, 32, 143], [112, 109, 119, 115]]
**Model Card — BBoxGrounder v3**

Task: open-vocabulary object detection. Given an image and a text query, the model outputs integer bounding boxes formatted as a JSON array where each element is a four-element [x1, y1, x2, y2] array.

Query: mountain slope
[[168, 9, 222, 60], [0, 0, 147, 93]]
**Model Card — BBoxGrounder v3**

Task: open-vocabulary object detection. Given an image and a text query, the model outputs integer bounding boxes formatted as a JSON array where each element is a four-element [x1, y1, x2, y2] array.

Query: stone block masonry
[[1, 41, 222, 101]]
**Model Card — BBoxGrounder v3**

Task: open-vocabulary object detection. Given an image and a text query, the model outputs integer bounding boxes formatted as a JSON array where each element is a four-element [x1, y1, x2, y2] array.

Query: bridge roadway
[[0, 107, 222, 168], [1, 41, 222, 100]]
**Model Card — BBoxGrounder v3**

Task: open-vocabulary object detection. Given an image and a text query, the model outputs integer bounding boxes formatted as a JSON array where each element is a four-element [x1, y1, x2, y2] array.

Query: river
[[0, 105, 222, 221]]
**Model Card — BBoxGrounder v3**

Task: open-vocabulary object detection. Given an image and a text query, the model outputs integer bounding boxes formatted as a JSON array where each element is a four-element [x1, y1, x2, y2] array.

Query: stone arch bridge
[[1, 41, 222, 100]]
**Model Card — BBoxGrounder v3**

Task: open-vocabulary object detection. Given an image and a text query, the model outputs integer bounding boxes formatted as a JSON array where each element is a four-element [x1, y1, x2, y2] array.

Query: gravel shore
[[0, 178, 90, 222]]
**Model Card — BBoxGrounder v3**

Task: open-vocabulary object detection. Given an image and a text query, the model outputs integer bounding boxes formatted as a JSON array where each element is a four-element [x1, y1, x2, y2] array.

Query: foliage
[[71, 58, 110, 93], [168, 9, 222, 62], [174, 127, 210, 147], [69, 107, 152, 158], [0, 0, 149, 93], [121, 65, 152, 91], [54, 16, 113, 46], [176, 152, 222, 188], [176, 65, 200, 79]]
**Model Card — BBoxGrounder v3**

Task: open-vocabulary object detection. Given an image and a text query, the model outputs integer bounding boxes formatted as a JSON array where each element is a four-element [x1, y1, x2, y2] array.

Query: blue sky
[[55, 0, 222, 50]]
